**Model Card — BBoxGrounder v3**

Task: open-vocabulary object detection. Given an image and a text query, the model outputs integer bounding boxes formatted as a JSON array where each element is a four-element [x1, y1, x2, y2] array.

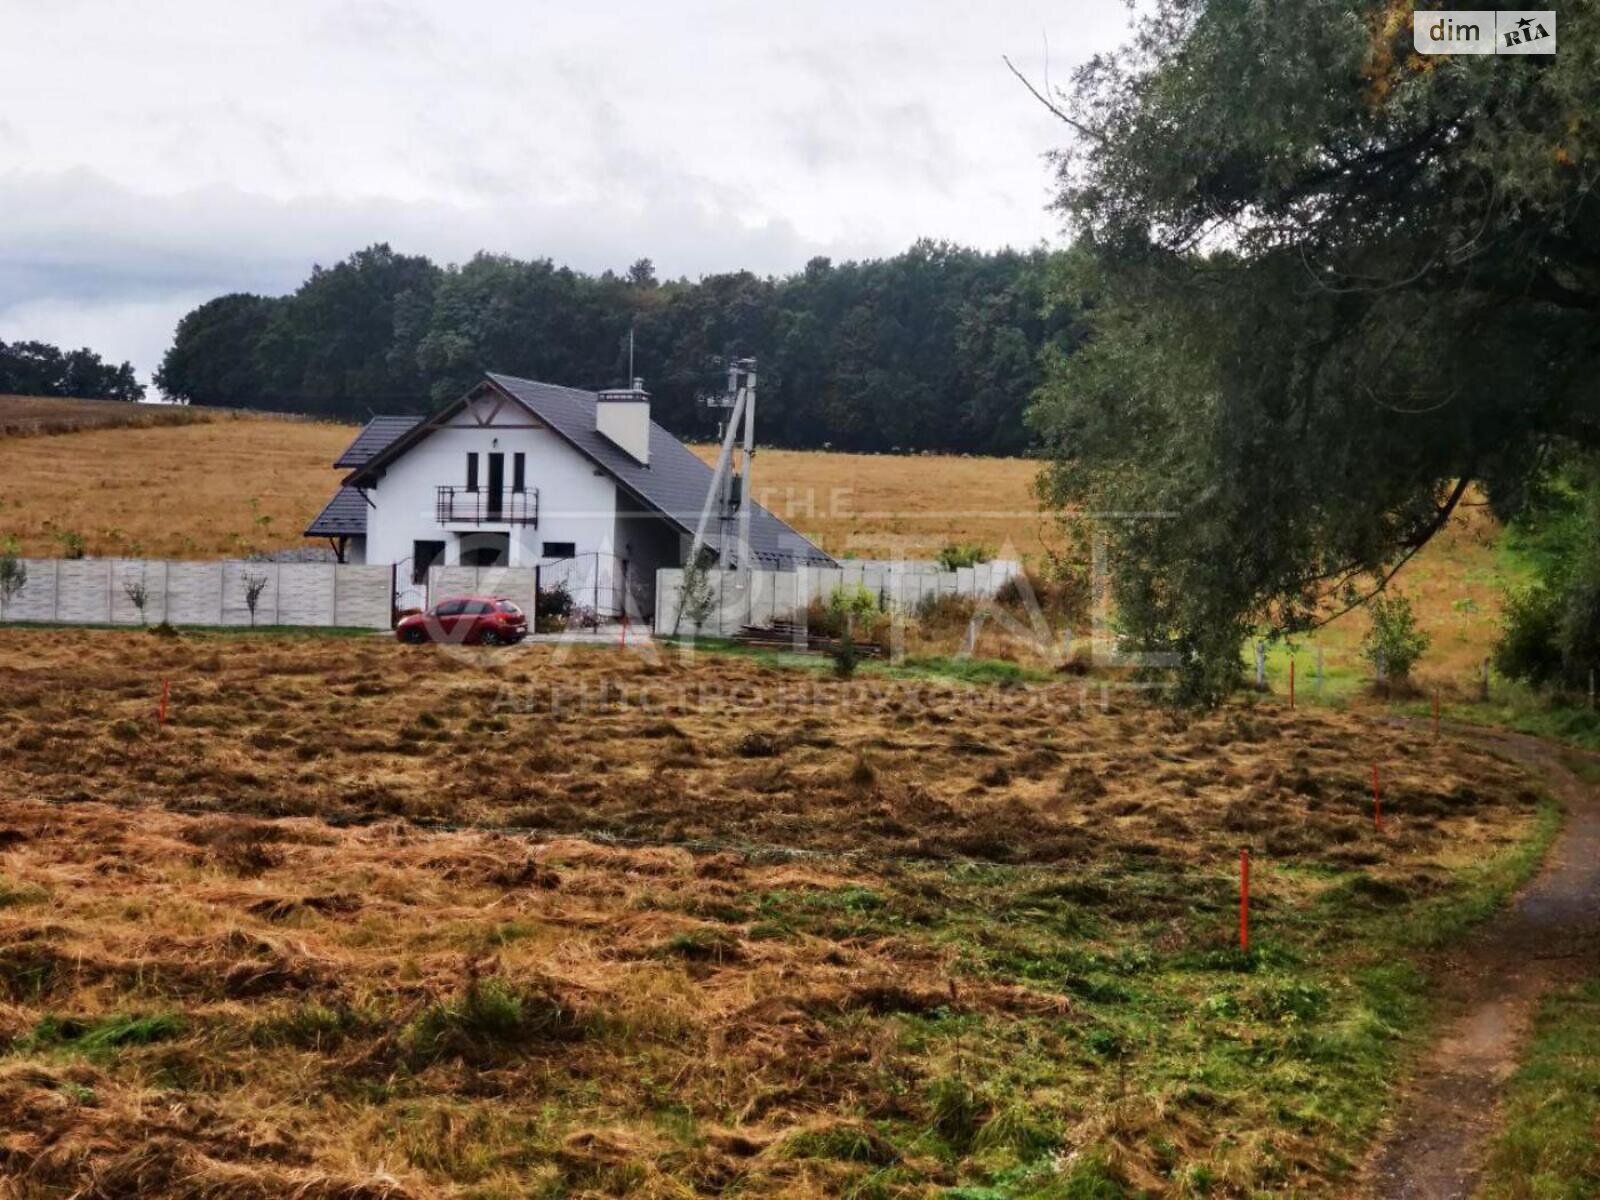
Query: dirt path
[[1363, 727, 1600, 1200]]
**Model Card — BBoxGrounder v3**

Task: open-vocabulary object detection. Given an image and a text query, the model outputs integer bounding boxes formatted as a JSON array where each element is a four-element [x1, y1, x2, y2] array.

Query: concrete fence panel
[[56, 559, 112, 624], [278, 563, 337, 626], [3, 558, 394, 630], [166, 562, 224, 625], [652, 561, 1023, 637], [336, 565, 395, 628], [4, 560, 57, 623]]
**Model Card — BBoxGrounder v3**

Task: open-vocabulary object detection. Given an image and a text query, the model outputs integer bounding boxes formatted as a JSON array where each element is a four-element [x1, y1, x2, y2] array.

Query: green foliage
[[829, 621, 862, 679], [1478, 981, 1600, 1199], [24, 1012, 184, 1058], [53, 530, 85, 560], [535, 581, 574, 632], [1029, 0, 1600, 703], [927, 1074, 986, 1152], [404, 977, 583, 1066], [158, 240, 1079, 452], [1361, 592, 1429, 680], [0, 537, 26, 617], [0, 338, 143, 401], [1495, 456, 1600, 692], [936, 542, 991, 571], [827, 583, 881, 619]]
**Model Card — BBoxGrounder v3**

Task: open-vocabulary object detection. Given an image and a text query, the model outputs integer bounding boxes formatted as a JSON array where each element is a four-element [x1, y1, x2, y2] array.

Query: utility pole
[[677, 358, 758, 633]]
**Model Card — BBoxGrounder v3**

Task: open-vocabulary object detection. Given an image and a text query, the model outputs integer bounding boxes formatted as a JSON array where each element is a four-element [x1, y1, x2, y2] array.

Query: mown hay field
[[0, 629, 1551, 1198]]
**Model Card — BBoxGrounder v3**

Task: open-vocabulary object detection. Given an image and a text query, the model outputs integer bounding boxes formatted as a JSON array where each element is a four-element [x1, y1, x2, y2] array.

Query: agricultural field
[[0, 398, 1519, 694], [0, 395, 216, 439], [0, 628, 1554, 1198]]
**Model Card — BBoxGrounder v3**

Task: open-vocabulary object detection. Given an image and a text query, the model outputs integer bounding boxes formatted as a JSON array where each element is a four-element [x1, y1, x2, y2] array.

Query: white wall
[[363, 421, 620, 573]]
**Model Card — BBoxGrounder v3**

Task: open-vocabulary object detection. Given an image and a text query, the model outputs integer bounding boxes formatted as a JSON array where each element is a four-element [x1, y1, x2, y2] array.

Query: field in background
[[0, 397, 1519, 692], [0, 629, 1551, 1197], [0, 394, 221, 438]]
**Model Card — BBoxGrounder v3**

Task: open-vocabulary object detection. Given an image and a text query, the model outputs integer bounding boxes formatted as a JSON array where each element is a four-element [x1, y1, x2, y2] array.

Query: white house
[[305, 372, 833, 617]]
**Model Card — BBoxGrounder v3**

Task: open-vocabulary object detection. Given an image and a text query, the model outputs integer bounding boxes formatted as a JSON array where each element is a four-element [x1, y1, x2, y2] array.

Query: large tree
[[1028, 0, 1600, 702]]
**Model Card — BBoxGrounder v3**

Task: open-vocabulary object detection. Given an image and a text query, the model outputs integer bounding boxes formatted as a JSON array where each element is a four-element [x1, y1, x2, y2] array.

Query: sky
[[0, 1, 1134, 386]]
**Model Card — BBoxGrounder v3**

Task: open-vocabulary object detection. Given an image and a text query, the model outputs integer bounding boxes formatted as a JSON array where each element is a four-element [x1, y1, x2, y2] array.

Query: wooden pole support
[[158, 679, 170, 727], [1372, 763, 1382, 833]]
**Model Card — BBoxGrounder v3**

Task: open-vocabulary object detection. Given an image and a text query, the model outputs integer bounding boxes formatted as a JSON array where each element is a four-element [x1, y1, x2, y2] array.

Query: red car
[[396, 596, 527, 645]]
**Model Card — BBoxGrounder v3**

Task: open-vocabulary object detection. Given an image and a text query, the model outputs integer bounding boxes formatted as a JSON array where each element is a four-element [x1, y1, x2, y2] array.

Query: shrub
[[826, 583, 880, 619], [122, 578, 150, 624], [0, 538, 25, 619], [678, 558, 718, 630], [914, 591, 977, 636], [1495, 586, 1565, 688], [54, 530, 86, 560], [534, 582, 572, 640], [1361, 591, 1430, 681], [936, 542, 991, 571], [995, 565, 1091, 626], [241, 572, 270, 627], [829, 623, 862, 679]]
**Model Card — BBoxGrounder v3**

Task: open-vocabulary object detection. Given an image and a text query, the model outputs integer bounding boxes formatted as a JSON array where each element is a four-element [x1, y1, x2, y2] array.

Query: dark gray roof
[[304, 486, 370, 538], [332, 373, 834, 569], [487, 374, 834, 569], [333, 416, 424, 467]]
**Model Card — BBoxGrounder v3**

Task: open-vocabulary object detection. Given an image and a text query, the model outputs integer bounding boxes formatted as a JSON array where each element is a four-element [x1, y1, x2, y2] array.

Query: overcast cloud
[[0, 1, 1131, 384]]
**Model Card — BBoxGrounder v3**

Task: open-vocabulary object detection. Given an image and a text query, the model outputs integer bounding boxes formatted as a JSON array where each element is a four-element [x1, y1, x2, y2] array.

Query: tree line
[[0, 340, 144, 401], [153, 240, 1078, 454]]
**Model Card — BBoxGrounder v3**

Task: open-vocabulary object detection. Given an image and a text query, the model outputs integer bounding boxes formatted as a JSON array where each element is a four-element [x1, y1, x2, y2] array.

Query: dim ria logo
[[1414, 10, 1555, 54]]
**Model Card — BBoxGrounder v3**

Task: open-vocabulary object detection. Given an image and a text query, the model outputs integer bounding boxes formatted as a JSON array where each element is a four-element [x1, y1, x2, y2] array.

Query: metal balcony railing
[[435, 486, 539, 526]]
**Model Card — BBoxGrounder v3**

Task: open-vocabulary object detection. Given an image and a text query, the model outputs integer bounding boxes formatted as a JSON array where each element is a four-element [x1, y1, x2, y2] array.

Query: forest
[[154, 241, 1078, 454], [0, 339, 144, 402]]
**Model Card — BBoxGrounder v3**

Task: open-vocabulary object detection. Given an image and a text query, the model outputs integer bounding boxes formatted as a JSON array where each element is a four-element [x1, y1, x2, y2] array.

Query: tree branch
[[1002, 55, 1106, 144]]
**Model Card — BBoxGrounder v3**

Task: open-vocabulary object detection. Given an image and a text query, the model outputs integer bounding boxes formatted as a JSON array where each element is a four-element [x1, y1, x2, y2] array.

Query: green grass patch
[[660, 636, 1049, 685], [1389, 790, 1562, 950], [1477, 979, 1600, 1199], [1397, 683, 1600, 755], [18, 1011, 185, 1059]]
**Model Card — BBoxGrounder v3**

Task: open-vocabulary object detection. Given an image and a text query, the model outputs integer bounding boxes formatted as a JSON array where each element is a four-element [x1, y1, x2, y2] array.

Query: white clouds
[[0, 1, 1130, 379]]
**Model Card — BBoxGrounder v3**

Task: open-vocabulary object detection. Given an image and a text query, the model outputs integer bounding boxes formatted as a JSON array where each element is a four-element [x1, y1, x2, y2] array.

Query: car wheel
[[480, 628, 503, 646], [401, 626, 428, 644]]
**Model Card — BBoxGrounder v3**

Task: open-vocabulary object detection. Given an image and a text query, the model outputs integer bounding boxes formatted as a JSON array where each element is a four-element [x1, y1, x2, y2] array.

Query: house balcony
[[435, 486, 539, 526]]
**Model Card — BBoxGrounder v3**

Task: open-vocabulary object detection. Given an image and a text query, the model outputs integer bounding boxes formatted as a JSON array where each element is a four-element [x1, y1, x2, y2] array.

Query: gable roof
[[321, 373, 835, 569], [333, 415, 424, 467], [305, 486, 371, 538]]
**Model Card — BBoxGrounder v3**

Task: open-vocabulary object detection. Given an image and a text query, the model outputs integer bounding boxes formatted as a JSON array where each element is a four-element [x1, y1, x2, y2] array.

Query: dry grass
[[0, 414, 355, 559], [690, 445, 1051, 561], [0, 395, 219, 438], [0, 628, 1548, 1197]]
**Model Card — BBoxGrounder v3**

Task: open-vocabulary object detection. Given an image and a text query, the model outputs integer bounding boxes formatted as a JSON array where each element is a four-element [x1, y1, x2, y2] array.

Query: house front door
[[486, 452, 505, 519]]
